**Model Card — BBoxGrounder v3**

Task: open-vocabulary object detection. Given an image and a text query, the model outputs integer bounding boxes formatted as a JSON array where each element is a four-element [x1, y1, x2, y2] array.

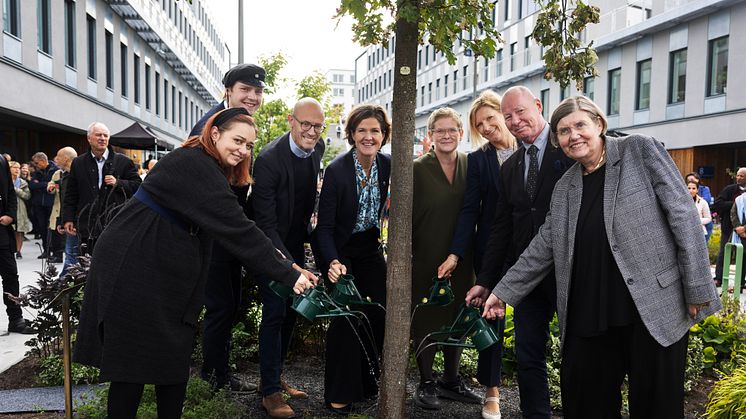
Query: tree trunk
[[378, 2, 419, 418]]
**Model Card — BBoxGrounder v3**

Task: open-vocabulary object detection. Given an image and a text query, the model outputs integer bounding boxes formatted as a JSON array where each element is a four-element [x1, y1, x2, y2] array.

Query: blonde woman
[[436, 90, 516, 418], [9, 161, 31, 258]]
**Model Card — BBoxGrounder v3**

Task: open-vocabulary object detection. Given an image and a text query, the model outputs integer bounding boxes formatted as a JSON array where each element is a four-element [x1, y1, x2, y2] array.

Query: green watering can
[[418, 303, 500, 352], [416, 277, 455, 308]]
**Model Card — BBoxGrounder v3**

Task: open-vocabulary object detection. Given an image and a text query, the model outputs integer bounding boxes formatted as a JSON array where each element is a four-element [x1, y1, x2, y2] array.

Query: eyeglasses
[[293, 115, 326, 132], [556, 119, 595, 138], [432, 127, 460, 137]]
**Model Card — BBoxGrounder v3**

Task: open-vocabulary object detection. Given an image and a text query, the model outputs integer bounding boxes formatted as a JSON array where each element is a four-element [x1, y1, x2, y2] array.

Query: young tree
[[336, 1, 599, 417]]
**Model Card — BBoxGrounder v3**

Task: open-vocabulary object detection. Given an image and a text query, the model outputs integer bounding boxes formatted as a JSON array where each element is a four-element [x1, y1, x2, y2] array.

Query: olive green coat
[[411, 150, 474, 344]]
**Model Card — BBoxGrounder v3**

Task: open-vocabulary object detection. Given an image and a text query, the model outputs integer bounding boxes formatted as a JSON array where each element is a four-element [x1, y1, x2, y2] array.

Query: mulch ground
[[0, 355, 714, 418]]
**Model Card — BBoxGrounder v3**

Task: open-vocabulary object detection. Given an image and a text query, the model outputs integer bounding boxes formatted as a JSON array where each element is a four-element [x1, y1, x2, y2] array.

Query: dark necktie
[[526, 145, 539, 201]]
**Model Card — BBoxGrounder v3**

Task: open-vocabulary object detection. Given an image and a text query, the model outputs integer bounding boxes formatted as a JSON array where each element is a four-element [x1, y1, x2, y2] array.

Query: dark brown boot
[[281, 380, 308, 399]]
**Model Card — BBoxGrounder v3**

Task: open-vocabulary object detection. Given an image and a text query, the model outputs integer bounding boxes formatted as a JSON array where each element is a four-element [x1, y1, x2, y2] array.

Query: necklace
[[583, 148, 606, 175]]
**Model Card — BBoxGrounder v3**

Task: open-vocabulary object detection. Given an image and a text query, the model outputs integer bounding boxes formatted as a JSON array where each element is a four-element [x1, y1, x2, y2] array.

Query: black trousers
[[324, 228, 387, 404], [201, 243, 242, 387], [34, 205, 51, 252], [476, 316, 505, 387], [0, 245, 21, 320], [514, 277, 556, 419], [107, 381, 187, 419], [561, 324, 687, 419]]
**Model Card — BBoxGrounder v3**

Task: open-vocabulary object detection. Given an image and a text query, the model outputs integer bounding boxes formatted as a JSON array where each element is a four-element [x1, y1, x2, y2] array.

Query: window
[[510, 42, 517, 71], [483, 58, 489, 82], [145, 63, 151, 110], [105, 31, 113, 88], [453, 70, 458, 93], [608, 68, 621, 115], [425, 45, 429, 66], [668, 49, 686, 104], [86, 14, 96, 79], [37, 0, 51, 54], [496, 49, 503, 77], [420, 86, 425, 106], [435, 79, 440, 100], [120, 43, 128, 97], [3, 0, 21, 37], [155, 72, 161, 115], [707, 36, 728, 96], [463, 65, 468, 90], [504, 0, 512, 21], [636, 59, 651, 110], [540, 89, 550, 120], [164, 79, 169, 121], [418, 49, 422, 69], [134, 54, 140, 104], [428, 82, 432, 103], [64, 0, 75, 67], [583, 77, 595, 100], [524, 36, 532, 66], [171, 85, 176, 123], [560, 85, 571, 101], [444, 75, 448, 97], [178, 91, 183, 128]]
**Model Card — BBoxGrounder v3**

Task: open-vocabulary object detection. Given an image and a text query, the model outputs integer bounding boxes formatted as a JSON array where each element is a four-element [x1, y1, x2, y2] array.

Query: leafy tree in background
[[336, 0, 599, 417]]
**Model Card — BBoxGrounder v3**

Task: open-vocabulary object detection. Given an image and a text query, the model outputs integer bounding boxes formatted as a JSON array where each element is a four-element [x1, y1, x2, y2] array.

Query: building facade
[[324, 68, 355, 150], [354, 0, 746, 194], [1, 0, 229, 164]]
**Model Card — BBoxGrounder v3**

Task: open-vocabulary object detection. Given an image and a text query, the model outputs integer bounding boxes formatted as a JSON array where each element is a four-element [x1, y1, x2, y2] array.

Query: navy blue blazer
[[316, 149, 391, 270], [252, 133, 324, 259], [476, 141, 574, 289], [190, 102, 226, 137], [448, 143, 505, 274]]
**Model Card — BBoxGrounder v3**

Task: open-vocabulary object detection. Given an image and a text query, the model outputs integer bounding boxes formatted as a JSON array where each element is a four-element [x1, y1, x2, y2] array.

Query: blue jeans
[[60, 234, 79, 279]]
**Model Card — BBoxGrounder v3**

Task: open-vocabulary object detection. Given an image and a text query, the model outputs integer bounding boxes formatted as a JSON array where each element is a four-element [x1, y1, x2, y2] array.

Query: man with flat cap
[[190, 63, 265, 137], [194, 63, 265, 394]]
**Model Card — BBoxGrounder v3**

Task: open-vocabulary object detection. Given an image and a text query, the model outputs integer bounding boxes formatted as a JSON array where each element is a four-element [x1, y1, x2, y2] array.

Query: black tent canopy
[[110, 122, 174, 151]]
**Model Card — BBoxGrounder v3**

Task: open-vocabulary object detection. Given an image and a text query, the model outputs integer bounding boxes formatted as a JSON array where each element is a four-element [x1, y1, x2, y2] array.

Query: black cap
[[222, 63, 266, 88]]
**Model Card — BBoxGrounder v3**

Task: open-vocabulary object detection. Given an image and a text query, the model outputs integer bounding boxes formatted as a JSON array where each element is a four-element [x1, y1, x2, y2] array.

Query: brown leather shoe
[[281, 380, 308, 399], [262, 392, 295, 418]]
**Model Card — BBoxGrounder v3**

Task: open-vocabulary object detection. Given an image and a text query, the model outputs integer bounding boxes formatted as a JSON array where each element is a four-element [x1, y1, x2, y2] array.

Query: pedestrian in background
[[48, 147, 78, 275], [28, 152, 57, 258], [8, 161, 31, 259], [712, 167, 746, 285], [686, 172, 713, 242]]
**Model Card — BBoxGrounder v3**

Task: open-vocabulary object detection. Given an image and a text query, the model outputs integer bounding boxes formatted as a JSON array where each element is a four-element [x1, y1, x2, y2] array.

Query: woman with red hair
[[75, 108, 316, 418]]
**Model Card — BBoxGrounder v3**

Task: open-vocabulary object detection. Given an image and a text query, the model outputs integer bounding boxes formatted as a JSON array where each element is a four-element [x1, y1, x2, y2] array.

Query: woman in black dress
[[74, 108, 316, 418], [316, 104, 391, 414]]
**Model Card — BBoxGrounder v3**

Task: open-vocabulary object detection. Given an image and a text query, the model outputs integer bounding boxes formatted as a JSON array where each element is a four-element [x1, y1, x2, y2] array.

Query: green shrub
[[75, 377, 244, 418], [689, 296, 746, 372], [709, 226, 721, 265], [37, 354, 99, 386], [705, 355, 746, 418], [685, 335, 705, 392]]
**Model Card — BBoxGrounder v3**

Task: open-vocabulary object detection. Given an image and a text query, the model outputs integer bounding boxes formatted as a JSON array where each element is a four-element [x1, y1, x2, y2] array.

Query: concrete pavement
[[1, 238, 55, 374]]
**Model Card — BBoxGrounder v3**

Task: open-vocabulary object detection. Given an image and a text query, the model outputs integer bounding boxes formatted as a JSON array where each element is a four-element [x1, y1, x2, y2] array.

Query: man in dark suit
[[467, 86, 572, 418], [713, 167, 746, 284], [1, 155, 33, 334], [251, 97, 325, 418], [28, 152, 58, 258], [190, 63, 265, 137], [199, 64, 266, 394], [62, 122, 141, 254]]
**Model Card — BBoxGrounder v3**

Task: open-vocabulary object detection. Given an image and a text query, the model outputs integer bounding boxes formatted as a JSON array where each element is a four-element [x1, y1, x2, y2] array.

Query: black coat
[[449, 144, 505, 274], [73, 147, 299, 384], [713, 183, 742, 239], [28, 161, 58, 207], [0, 157, 17, 247], [315, 149, 391, 272], [252, 133, 324, 258], [61, 147, 141, 237], [190, 102, 226, 137], [476, 141, 573, 289]]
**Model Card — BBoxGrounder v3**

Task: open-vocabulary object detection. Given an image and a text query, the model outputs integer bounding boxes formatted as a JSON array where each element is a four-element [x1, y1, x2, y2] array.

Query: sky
[[209, 0, 366, 100]]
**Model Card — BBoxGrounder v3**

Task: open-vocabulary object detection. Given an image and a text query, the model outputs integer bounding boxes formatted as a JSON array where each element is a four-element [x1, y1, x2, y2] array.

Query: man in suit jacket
[[199, 65, 266, 395], [713, 167, 746, 284], [251, 98, 325, 418], [28, 152, 58, 258], [190, 63, 265, 137], [467, 86, 573, 418], [62, 122, 141, 254], [0, 155, 33, 333]]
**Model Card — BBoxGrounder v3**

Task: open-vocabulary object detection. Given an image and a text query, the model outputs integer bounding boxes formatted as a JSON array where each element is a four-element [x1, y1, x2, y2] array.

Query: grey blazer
[[492, 134, 721, 348]]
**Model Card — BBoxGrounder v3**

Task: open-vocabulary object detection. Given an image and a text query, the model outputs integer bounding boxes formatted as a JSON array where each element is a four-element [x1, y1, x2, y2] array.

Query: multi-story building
[[324, 68, 355, 150], [354, 0, 745, 194], [0, 0, 229, 164]]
